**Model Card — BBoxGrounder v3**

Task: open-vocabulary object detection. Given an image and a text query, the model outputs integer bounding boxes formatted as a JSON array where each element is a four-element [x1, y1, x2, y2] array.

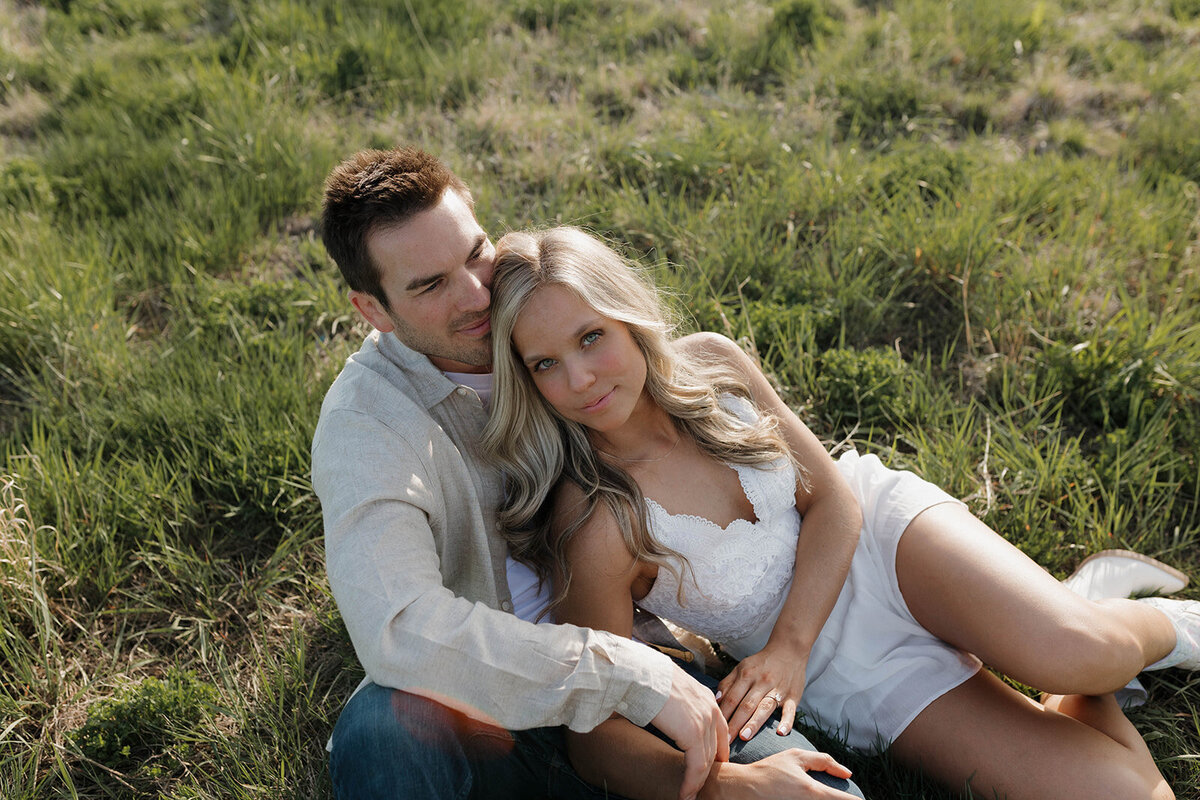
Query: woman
[[481, 226, 1196, 800]]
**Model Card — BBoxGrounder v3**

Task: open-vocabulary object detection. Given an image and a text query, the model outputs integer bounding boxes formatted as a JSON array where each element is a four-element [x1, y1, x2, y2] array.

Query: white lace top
[[637, 397, 801, 655]]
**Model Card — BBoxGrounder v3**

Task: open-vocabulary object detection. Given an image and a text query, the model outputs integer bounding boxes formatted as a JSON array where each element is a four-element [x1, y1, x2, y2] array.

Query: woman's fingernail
[[715, 690, 722, 700], [741, 726, 752, 740]]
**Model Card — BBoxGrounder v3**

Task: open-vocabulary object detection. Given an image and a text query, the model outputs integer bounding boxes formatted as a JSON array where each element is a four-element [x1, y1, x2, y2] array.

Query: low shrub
[[0, 159, 55, 212], [69, 669, 219, 775], [816, 346, 920, 428]]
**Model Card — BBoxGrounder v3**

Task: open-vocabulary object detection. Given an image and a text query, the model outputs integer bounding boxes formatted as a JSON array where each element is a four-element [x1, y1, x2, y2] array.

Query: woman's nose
[[567, 362, 595, 392]]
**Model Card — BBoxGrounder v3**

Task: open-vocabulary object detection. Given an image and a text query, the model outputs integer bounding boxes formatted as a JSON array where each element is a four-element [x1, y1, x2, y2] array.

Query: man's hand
[[650, 664, 731, 800], [700, 749, 855, 800]]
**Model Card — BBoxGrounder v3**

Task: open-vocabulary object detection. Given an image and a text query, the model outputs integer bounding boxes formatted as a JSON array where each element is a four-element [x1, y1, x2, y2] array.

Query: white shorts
[[797, 450, 982, 752]]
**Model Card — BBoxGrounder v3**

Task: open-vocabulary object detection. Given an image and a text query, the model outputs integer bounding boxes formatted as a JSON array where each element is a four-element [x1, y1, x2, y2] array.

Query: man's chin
[[428, 342, 493, 373]]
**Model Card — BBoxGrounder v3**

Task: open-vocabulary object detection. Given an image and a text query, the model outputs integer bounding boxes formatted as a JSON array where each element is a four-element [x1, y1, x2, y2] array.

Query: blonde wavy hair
[[481, 227, 798, 619]]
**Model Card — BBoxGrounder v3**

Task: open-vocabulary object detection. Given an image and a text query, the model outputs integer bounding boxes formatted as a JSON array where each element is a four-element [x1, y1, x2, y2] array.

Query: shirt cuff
[[604, 635, 674, 727]]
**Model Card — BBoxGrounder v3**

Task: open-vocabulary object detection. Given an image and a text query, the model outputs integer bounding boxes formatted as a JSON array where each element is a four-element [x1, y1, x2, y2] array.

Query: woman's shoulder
[[547, 478, 589, 526], [673, 331, 758, 377], [549, 480, 637, 570], [672, 330, 742, 360]]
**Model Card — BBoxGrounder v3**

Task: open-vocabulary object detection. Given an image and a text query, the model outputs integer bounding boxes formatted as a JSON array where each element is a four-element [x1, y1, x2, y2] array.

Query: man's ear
[[349, 290, 395, 333]]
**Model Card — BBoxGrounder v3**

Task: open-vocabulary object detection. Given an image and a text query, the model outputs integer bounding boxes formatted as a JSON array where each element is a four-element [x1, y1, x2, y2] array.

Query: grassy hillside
[[1, 0, 1198, 796]]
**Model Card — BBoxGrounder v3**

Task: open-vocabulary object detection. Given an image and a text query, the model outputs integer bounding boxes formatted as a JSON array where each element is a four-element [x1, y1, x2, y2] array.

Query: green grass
[[2, 0, 1199, 796]]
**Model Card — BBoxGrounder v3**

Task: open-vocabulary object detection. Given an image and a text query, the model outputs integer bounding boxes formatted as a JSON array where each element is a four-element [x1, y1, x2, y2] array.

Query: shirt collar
[[373, 330, 464, 410]]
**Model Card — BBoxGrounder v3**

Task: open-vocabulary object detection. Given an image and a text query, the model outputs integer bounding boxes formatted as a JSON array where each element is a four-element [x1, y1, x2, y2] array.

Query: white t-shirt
[[442, 369, 494, 410], [506, 557, 552, 623]]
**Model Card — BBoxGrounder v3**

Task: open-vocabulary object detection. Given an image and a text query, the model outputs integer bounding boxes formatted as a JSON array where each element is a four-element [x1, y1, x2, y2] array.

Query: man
[[312, 146, 867, 800]]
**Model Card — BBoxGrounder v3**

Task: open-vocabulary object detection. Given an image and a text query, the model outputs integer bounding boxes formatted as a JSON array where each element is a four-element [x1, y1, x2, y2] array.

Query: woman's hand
[[716, 643, 809, 743]]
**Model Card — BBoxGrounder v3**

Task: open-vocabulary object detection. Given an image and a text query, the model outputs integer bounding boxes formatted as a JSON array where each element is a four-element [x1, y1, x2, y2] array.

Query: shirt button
[[617, 701, 628, 711], [501, 600, 513, 612], [456, 387, 471, 396]]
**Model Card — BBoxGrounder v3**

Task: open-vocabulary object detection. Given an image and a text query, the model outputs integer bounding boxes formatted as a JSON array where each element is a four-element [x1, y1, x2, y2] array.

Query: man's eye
[[419, 280, 443, 295]]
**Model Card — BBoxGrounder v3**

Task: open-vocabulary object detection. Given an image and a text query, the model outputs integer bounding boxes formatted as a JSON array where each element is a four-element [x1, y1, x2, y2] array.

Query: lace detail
[[638, 459, 801, 645]]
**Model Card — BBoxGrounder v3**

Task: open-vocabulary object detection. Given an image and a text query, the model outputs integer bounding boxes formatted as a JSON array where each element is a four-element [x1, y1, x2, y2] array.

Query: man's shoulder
[[325, 352, 419, 413], [314, 336, 438, 445]]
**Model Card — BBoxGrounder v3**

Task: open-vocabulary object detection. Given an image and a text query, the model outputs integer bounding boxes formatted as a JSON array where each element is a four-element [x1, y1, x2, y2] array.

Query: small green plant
[[511, 0, 590, 32], [69, 669, 219, 775], [769, 0, 840, 49], [1170, 0, 1200, 21], [832, 68, 929, 140], [732, 0, 843, 88], [870, 142, 971, 203], [0, 159, 55, 213], [816, 346, 920, 428], [1124, 103, 1200, 185]]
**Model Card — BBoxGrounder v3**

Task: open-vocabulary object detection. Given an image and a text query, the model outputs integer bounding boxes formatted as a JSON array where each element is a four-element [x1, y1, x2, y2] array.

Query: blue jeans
[[329, 667, 865, 799]]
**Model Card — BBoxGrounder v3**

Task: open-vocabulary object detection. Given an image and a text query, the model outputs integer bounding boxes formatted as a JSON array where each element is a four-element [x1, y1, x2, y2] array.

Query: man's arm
[[568, 716, 859, 800], [314, 404, 674, 733]]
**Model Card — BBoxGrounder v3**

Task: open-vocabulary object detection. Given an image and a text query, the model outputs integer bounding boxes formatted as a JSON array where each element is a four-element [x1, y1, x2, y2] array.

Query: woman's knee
[[1024, 606, 1143, 693]]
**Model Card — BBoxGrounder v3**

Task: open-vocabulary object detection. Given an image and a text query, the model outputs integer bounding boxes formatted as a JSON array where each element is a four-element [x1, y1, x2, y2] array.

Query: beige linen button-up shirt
[[312, 330, 673, 732]]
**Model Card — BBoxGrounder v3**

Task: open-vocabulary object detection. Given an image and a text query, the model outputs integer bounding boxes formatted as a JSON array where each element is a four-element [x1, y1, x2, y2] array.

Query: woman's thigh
[[893, 502, 1155, 691], [889, 671, 1172, 800]]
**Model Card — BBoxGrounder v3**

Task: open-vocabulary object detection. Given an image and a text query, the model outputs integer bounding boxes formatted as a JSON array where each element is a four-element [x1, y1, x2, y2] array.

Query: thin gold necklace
[[594, 435, 680, 463]]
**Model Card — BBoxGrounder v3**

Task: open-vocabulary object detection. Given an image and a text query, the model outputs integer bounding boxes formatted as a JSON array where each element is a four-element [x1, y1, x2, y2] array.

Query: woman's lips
[[583, 389, 614, 412]]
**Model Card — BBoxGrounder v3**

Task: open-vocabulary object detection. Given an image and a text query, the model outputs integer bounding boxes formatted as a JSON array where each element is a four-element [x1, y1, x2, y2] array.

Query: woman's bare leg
[[1041, 692, 1148, 753], [891, 671, 1172, 800], [894, 503, 1176, 695]]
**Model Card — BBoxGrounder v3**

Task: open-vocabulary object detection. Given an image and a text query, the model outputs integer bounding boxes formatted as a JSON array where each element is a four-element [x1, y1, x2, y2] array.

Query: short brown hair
[[319, 147, 472, 309]]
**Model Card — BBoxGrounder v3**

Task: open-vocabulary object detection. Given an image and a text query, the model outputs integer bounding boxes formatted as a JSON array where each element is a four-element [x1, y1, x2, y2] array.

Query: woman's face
[[510, 283, 649, 433]]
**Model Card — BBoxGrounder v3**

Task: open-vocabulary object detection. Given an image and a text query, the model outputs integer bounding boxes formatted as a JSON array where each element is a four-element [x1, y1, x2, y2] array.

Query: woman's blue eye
[[582, 331, 601, 346], [534, 358, 555, 372]]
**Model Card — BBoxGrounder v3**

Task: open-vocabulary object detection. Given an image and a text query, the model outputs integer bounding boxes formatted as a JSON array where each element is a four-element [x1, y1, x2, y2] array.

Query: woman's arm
[[554, 483, 852, 800], [553, 483, 729, 800], [553, 483, 644, 639], [677, 332, 863, 742]]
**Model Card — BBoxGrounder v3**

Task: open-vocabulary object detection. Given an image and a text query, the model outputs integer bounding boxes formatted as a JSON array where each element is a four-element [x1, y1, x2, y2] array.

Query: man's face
[[350, 189, 496, 373]]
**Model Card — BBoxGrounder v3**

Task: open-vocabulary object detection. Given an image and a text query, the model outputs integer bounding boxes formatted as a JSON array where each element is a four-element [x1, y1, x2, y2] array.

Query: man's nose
[[457, 266, 490, 312]]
